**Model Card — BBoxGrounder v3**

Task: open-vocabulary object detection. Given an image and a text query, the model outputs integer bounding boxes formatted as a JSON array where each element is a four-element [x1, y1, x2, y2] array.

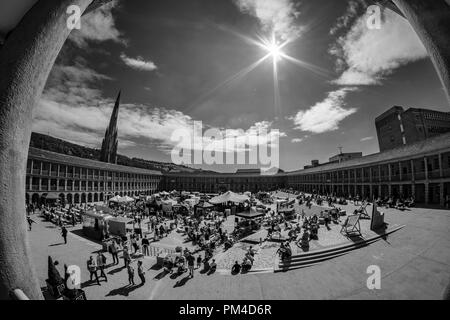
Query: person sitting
[[231, 261, 241, 275], [310, 224, 319, 240], [241, 257, 252, 272]]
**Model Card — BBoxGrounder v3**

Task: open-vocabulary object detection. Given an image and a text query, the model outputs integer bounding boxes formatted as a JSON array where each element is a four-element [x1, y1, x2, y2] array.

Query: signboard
[[370, 203, 385, 231]]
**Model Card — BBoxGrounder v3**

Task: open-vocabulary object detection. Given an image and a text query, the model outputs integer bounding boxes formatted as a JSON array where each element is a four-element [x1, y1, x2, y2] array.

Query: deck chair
[[340, 214, 362, 237], [355, 202, 370, 220]]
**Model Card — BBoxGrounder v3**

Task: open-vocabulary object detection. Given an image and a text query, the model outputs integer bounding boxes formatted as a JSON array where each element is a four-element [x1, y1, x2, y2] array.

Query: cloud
[[35, 59, 284, 156], [69, 0, 125, 48], [233, 0, 302, 40], [291, 138, 303, 143], [120, 53, 158, 72], [329, 0, 363, 36], [330, 6, 428, 85], [290, 88, 357, 134], [360, 136, 374, 141]]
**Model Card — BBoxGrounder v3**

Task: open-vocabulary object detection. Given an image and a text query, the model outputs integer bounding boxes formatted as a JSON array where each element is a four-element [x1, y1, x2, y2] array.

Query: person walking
[[61, 226, 68, 244], [187, 254, 195, 278], [141, 235, 150, 256], [127, 264, 135, 285], [96, 252, 108, 282], [26, 216, 35, 231], [110, 239, 119, 265], [137, 260, 145, 285], [196, 255, 202, 269], [87, 256, 100, 285]]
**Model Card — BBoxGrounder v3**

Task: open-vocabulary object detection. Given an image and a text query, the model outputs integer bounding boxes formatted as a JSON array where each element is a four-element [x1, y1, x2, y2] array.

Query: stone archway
[[66, 193, 73, 205]]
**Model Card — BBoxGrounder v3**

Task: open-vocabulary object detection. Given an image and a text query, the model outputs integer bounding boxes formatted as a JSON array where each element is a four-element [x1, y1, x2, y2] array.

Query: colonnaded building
[[25, 93, 450, 207]]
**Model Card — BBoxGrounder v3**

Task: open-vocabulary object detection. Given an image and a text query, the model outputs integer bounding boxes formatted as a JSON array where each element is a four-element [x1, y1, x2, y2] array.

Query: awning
[[235, 208, 265, 219], [209, 191, 249, 204], [119, 196, 135, 203], [108, 195, 121, 202]]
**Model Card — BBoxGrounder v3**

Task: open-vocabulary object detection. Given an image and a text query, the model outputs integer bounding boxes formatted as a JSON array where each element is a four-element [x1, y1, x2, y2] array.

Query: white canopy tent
[[209, 191, 249, 204]]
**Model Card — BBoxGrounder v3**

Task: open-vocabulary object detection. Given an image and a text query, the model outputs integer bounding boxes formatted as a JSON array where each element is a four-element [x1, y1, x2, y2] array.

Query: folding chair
[[356, 202, 371, 220], [340, 214, 362, 237]]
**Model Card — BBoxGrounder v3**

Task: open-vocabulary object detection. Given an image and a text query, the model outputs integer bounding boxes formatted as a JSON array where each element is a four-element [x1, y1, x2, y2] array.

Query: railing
[[428, 170, 441, 179], [414, 172, 426, 180], [401, 173, 412, 181], [148, 245, 176, 257], [443, 169, 450, 178]]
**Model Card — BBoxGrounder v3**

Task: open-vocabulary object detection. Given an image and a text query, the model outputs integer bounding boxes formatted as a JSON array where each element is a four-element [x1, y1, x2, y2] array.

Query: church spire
[[100, 91, 121, 164]]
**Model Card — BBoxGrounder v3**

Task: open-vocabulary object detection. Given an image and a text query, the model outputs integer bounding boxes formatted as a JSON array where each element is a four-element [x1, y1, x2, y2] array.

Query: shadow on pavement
[[153, 270, 169, 280], [173, 275, 191, 288], [108, 265, 126, 275], [49, 242, 65, 247], [105, 283, 144, 297]]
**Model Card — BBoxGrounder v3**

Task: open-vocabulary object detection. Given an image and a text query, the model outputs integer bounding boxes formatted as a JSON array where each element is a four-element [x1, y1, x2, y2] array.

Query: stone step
[[275, 225, 405, 272]]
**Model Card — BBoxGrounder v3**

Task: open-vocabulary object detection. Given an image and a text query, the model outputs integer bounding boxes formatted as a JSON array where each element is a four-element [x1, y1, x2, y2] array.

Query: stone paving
[[27, 199, 450, 300]]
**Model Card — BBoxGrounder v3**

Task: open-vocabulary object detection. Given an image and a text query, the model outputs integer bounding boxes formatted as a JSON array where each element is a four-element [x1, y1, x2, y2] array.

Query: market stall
[[81, 210, 113, 241], [234, 207, 265, 238]]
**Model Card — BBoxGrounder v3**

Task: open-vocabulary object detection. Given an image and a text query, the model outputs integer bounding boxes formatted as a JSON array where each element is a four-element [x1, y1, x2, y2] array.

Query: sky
[[16, 0, 449, 172]]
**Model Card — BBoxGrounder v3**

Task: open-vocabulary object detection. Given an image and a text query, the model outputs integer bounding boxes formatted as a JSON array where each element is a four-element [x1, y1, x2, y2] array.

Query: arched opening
[[87, 193, 92, 203], [66, 193, 73, 205], [32, 194, 40, 206], [81, 193, 86, 204], [74, 193, 80, 204], [94, 193, 98, 202], [58, 193, 65, 206]]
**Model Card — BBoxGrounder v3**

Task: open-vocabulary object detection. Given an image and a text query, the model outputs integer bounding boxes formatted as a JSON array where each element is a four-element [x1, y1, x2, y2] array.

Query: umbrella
[[209, 191, 249, 204]]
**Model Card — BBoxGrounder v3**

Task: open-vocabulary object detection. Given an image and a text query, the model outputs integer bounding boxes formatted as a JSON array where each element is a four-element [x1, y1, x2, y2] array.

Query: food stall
[[234, 207, 265, 238], [81, 210, 113, 241], [107, 216, 134, 237], [194, 201, 215, 217]]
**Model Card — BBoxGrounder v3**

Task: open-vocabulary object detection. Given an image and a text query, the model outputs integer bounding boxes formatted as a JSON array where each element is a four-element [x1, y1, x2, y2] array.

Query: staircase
[[275, 225, 405, 272]]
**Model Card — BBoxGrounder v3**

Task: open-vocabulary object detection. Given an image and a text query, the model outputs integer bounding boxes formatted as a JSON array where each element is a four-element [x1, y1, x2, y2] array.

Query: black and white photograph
[[0, 0, 449, 306]]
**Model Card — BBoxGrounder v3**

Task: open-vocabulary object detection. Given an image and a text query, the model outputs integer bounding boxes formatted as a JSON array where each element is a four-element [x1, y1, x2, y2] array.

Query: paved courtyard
[[27, 201, 450, 300]]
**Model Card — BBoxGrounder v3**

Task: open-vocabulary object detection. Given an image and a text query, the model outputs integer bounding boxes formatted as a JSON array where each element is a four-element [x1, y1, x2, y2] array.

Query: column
[[392, 0, 450, 104]]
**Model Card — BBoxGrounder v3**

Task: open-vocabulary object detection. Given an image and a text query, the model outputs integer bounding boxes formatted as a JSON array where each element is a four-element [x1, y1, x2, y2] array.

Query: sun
[[263, 37, 284, 62]]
